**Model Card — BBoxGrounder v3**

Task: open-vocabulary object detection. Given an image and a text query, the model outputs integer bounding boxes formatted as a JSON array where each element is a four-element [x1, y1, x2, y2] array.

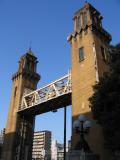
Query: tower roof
[[20, 48, 37, 60], [27, 48, 35, 56], [74, 2, 100, 18]]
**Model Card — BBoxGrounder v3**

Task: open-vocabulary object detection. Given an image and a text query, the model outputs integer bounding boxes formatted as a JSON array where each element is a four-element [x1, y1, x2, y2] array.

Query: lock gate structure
[[3, 3, 113, 160]]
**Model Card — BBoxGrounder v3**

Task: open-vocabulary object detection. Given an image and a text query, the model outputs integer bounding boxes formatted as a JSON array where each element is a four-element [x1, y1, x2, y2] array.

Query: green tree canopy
[[89, 43, 120, 151]]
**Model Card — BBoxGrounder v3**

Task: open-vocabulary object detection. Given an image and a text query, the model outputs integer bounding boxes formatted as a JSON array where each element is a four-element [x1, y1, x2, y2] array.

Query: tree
[[89, 44, 120, 153]]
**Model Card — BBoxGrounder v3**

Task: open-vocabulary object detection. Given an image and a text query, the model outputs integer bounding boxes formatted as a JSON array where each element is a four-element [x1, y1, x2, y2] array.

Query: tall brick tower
[[3, 49, 40, 160], [68, 3, 112, 160]]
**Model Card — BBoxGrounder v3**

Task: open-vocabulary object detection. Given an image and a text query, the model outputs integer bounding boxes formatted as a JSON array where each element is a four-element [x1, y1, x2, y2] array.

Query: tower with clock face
[[3, 49, 40, 160]]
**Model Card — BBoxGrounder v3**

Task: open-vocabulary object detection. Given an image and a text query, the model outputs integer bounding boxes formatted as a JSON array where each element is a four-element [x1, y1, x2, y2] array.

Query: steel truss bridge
[[18, 72, 72, 115]]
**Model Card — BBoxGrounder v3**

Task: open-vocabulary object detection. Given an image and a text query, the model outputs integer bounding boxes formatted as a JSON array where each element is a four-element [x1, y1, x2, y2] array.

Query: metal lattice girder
[[18, 73, 72, 114]]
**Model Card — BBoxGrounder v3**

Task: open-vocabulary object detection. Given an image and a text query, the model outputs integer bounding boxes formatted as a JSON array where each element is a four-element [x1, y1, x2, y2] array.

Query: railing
[[19, 72, 72, 111]]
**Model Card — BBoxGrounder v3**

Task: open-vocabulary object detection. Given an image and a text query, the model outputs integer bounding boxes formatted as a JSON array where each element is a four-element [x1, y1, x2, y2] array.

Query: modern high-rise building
[[51, 140, 70, 160], [32, 131, 51, 160], [51, 140, 64, 160]]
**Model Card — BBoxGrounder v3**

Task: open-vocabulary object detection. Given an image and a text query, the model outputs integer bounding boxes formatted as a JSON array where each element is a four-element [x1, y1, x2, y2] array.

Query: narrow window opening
[[84, 12, 88, 26], [14, 87, 17, 97], [79, 47, 84, 62], [78, 16, 81, 29], [94, 16, 98, 26], [78, 14, 82, 29], [26, 60, 30, 70], [78, 14, 81, 29], [101, 47, 106, 61]]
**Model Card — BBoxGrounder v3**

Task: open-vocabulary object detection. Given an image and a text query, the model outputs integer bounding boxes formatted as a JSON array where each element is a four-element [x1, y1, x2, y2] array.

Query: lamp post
[[73, 114, 92, 152], [64, 106, 66, 160]]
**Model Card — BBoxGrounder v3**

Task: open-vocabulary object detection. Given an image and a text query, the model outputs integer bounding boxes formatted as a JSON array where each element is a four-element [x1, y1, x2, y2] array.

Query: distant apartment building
[[0, 128, 5, 144], [0, 128, 5, 160], [32, 131, 51, 160], [68, 140, 71, 152], [51, 140, 64, 160]]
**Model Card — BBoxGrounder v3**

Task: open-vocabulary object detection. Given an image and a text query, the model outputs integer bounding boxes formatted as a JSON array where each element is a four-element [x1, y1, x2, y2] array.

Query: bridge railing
[[19, 73, 72, 111]]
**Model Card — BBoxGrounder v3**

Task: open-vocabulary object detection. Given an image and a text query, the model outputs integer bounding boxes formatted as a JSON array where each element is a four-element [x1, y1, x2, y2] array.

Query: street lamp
[[73, 114, 92, 152]]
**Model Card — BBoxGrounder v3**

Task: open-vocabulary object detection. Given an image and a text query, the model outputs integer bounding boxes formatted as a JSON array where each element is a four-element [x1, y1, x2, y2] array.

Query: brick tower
[[68, 3, 112, 160], [3, 49, 40, 160]]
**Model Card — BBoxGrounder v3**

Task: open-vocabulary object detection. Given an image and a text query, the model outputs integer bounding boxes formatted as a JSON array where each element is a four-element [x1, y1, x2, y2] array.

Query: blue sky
[[0, 0, 120, 144]]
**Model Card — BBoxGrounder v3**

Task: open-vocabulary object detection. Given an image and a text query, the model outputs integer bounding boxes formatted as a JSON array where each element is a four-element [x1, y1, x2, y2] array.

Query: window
[[26, 60, 30, 70], [77, 13, 83, 29], [79, 47, 84, 62], [101, 47, 106, 61], [84, 12, 88, 26], [78, 14, 82, 29], [78, 16, 81, 29], [14, 87, 17, 97]]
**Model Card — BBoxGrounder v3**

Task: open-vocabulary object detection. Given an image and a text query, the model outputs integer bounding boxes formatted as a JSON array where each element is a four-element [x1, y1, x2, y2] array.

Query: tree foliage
[[89, 43, 120, 151]]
